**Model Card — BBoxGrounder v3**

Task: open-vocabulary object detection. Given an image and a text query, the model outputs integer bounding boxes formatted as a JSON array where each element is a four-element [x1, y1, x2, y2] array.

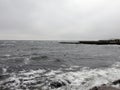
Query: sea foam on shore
[[0, 62, 120, 90]]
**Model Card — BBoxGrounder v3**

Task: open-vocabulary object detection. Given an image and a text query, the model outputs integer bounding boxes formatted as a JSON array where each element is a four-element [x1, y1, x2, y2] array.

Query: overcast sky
[[0, 0, 120, 40]]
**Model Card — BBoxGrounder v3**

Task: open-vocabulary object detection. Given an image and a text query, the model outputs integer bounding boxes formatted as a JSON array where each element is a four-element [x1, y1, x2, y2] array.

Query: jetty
[[60, 39, 120, 45]]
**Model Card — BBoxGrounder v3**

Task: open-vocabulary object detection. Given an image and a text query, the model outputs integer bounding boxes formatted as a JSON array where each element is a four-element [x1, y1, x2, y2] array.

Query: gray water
[[0, 40, 120, 90]]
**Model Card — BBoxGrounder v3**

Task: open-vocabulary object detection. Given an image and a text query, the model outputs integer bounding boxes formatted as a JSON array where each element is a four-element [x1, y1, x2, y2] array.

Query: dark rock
[[50, 81, 66, 89], [90, 85, 120, 90], [112, 79, 120, 85], [90, 86, 98, 90], [96, 86, 120, 90], [65, 79, 71, 84]]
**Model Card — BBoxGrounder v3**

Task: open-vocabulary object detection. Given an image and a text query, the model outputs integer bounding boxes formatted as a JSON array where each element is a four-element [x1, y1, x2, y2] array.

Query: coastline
[[90, 86, 120, 90], [60, 39, 120, 45]]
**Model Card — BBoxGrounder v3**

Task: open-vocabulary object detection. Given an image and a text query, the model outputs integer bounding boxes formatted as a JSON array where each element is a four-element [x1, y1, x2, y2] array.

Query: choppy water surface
[[0, 40, 120, 90]]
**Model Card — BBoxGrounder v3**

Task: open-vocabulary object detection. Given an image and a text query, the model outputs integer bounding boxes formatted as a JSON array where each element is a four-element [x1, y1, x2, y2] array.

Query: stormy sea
[[0, 40, 120, 90]]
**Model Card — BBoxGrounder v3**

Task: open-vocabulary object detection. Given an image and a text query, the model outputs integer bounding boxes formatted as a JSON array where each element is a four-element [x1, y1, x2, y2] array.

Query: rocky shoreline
[[90, 79, 120, 90], [60, 39, 120, 45], [90, 86, 120, 90], [49, 79, 120, 90]]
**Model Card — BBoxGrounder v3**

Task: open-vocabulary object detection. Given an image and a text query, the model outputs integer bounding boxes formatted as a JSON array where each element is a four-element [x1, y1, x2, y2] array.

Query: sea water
[[0, 40, 120, 90]]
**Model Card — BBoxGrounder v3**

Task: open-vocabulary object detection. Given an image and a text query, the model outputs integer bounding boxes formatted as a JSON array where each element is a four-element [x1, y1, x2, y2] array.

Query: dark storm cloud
[[0, 0, 120, 40]]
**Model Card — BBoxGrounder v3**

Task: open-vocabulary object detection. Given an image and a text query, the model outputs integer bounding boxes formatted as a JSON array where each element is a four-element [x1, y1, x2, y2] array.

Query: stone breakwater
[[60, 39, 120, 45]]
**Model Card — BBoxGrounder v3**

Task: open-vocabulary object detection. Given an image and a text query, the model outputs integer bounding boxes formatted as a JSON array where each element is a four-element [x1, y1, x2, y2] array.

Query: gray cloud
[[0, 0, 120, 40]]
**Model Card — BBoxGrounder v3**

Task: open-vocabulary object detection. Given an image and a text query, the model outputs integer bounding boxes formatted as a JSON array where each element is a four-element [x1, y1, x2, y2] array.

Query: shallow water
[[0, 40, 120, 90]]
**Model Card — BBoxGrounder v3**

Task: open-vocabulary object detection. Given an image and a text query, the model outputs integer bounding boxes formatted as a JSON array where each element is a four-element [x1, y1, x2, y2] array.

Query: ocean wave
[[0, 62, 120, 90]]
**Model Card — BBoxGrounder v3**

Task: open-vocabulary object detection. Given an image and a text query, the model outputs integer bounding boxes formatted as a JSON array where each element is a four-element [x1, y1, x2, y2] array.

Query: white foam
[[1, 63, 120, 90], [49, 66, 120, 90], [45, 70, 62, 76], [24, 57, 30, 64], [2, 68, 7, 74]]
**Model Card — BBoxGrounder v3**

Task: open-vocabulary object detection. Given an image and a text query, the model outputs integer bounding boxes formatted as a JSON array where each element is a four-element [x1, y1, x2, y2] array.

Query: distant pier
[[60, 39, 120, 45]]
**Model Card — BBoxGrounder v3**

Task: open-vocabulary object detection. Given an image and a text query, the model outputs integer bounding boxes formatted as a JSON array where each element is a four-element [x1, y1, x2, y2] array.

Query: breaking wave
[[0, 62, 120, 90]]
